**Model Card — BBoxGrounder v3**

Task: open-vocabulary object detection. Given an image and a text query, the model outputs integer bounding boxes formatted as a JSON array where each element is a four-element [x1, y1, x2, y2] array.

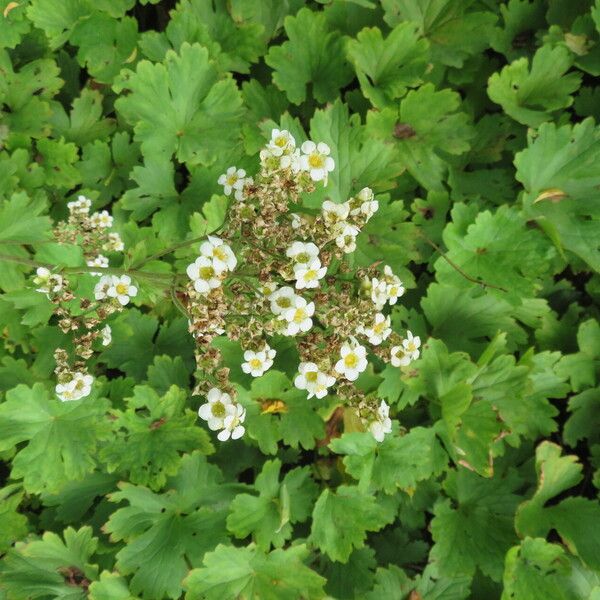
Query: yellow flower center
[[296, 252, 309, 263], [275, 136, 287, 147], [293, 308, 307, 323], [308, 153, 324, 169], [213, 246, 228, 261], [406, 342, 416, 352], [306, 371, 318, 383], [115, 283, 128, 295], [373, 321, 386, 334], [199, 266, 215, 280], [211, 401, 226, 418], [344, 353, 358, 368], [277, 297, 291, 309], [226, 175, 238, 186], [249, 358, 262, 369], [304, 269, 317, 281]]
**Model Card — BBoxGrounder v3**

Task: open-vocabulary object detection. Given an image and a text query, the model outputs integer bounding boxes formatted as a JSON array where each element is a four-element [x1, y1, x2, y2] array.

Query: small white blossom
[[87, 254, 109, 276], [368, 400, 392, 442], [280, 149, 303, 173], [351, 187, 379, 221], [294, 362, 336, 399], [335, 339, 368, 381], [294, 259, 327, 290], [33, 267, 63, 295], [187, 256, 223, 294], [291, 213, 303, 230], [286, 241, 320, 266], [67, 195, 91, 215], [218, 404, 246, 441], [267, 129, 296, 157], [101, 324, 112, 346], [370, 277, 389, 309], [198, 388, 234, 431], [335, 223, 360, 254], [391, 331, 421, 367], [104, 232, 124, 252], [107, 275, 138, 306], [269, 286, 298, 315], [56, 372, 93, 402], [280, 296, 315, 336], [384, 266, 405, 305], [258, 281, 278, 297], [360, 313, 391, 346], [322, 200, 349, 227], [218, 166, 246, 197], [242, 345, 276, 377], [199, 236, 237, 272], [94, 275, 113, 300], [300, 141, 335, 183], [90, 210, 113, 229]]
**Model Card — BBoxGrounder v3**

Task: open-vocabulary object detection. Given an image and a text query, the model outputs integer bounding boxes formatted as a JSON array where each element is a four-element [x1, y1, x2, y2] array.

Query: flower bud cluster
[[186, 129, 423, 443], [31, 196, 133, 403]]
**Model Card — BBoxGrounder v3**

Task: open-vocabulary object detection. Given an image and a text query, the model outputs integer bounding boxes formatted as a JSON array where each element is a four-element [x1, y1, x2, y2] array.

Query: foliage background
[[1, 0, 600, 598]]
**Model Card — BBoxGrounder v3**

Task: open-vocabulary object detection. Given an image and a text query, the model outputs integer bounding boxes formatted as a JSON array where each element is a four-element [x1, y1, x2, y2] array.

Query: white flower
[[370, 277, 389, 309], [242, 345, 276, 377], [294, 259, 327, 290], [218, 404, 246, 441], [90, 210, 113, 229], [384, 266, 405, 305], [101, 324, 112, 346], [280, 296, 315, 336], [350, 187, 379, 221], [107, 275, 138, 306], [368, 400, 392, 442], [360, 313, 391, 346], [258, 281, 278, 297], [300, 141, 335, 183], [94, 275, 113, 300], [280, 148, 302, 173], [218, 166, 246, 196], [322, 200, 349, 227], [87, 254, 109, 276], [294, 362, 336, 399], [56, 372, 93, 402], [104, 232, 124, 252], [391, 331, 421, 367], [335, 339, 368, 381], [199, 236, 237, 272], [269, 286, 298, 315], [33, 267, 63, 295], [67, 195, 91, 215], [291, 213, 303, 230], [198, 388, 234, 431], [235, 176, 253, 201], [286, 241, 320, 266], [335, 223, 360, 254], [267, 129, 296, 157], [187, 256, 222, 294]]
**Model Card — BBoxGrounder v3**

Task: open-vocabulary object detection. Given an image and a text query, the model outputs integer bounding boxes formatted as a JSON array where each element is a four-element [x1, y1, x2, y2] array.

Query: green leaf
[[488, 45, 581, 127], [502, 537, 600, 600], [184, 543, 326, 600], [346, 23, 429, 108], [516, 442, 600, 570], [0, 192, 51, 243], [0, 484, 28, 554], [100, 385, 212, 491], [515, 118, 600, 271], [382, 0, 497, 68], [114, 42, 244, 165], [331, 428, 447, 494], [430, 468, 522, 581], [366, 84, 474, 191], [435, 205, 556, 300], [227, 459, 318, 550], [146, 355, 191, 395], [310, 485, 393, 562], [105, 452, 245, 600], [89, 572, 137, 600], [0, 526, 99, 600], [0, 383, 110, 493], [265, 7, 353, 105]]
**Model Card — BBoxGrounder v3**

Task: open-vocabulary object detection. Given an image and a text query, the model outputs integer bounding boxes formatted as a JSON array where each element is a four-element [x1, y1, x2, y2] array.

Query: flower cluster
[[31, 196, 134, 403], [185, 129, 423, 444]]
